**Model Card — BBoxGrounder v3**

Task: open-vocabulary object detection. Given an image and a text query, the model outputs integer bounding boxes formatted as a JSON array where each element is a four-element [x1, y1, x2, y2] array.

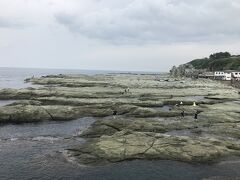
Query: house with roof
[[214, 71, 236, 81], [231, 71, 240, 81], [224, 72, 232, 81], [214, 71, 226, 80], [198, 72, 214, 79]]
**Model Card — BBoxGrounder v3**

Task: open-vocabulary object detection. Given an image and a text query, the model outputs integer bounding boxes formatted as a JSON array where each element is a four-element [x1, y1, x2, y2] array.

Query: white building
[[214, 71, 225, 80], [232, 71, 240, 81], [224, 72, 232, 81], [214, 71, 232, 81]]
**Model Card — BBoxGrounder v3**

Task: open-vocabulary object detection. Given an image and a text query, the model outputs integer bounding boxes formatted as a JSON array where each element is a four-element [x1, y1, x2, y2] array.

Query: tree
[[209, 52, 231, 59]]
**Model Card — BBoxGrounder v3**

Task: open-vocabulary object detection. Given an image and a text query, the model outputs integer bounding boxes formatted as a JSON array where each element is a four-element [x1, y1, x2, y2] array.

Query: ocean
[[0, 67, 239, 180], [0, 67, 163, 89], [0, 67, 130, 89]]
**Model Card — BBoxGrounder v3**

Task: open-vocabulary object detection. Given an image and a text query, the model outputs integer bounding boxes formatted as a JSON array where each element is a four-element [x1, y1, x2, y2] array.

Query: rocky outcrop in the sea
[[67, 130, 240, 165], [169, 64, 204, 78], [0, 73, 240, 165], [68, 105, 240, 165], [1, 73, 236, 123]]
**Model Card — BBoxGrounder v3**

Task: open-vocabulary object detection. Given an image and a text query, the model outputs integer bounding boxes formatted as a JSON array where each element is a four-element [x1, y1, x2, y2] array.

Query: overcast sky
[[0, 0, 240, 72]]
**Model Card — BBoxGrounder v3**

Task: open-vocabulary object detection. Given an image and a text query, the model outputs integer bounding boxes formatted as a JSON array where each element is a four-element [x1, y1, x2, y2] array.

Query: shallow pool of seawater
[[183, 96, 206, 101], [0, 118, 240, 180], [0, 100, 16, 107], [153, 105, 172, 111], [0, 117, 96, 139]]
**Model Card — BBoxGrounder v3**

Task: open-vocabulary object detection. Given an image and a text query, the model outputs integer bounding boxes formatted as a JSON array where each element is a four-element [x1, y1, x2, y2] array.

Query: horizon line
[[0, 66, 169, 73]]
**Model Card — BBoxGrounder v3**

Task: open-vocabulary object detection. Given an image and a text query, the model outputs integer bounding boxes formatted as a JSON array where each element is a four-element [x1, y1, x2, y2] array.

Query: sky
[[0, 0, 240, 72]]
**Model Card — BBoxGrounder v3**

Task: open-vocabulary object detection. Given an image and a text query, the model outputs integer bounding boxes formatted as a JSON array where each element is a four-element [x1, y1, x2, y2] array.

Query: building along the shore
[[198, 72, 214, 79], [213, 71, 240, 81], [231, 71, 240, 88], [232, 71, 240, 81], [214, 71, 226, 80], [224, 72, 232, 81]]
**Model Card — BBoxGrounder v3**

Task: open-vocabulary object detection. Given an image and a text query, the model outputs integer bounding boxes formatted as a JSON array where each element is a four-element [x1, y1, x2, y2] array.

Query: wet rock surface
[[68, 131, 239, 165], [0, 73, 240, 165]]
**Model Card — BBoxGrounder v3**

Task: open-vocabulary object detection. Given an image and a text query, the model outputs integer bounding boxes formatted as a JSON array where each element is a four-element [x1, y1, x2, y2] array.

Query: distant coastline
[[0, 66, 165, 75]]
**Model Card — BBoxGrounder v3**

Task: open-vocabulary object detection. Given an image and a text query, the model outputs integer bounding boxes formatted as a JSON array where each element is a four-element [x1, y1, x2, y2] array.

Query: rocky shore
[[0, 73, 239, 165]]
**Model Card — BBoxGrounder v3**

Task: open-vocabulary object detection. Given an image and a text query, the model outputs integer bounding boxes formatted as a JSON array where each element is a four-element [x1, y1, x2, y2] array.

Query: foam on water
[[32, 136, 61, 142]]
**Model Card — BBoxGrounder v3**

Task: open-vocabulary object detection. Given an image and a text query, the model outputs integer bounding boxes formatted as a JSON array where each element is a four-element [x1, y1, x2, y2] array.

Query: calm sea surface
[[0, 67, 128, 89], [0, 67, 239, 180]]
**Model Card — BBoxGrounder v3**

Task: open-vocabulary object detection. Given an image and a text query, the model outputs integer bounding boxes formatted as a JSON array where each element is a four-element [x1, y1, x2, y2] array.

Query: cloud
[[55, 0, 240, 44], [0, 17, 31, 29]]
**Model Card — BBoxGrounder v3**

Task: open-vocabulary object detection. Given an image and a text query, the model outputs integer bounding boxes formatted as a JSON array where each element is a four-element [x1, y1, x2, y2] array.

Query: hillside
[[188, 54, 240, 71]]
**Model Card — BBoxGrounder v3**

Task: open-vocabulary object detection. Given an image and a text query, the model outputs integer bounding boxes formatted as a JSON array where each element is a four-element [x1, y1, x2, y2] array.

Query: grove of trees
[[209, 52, 231, 59]]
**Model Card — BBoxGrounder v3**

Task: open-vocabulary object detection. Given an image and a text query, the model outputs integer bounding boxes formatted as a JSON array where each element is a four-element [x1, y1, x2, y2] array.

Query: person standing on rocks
[[181, 110, 185, 117], [113, 110, 117, 119], [194, 111, 198, 120]]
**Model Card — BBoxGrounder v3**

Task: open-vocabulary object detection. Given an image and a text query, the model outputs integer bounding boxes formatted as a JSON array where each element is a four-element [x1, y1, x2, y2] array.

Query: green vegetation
[[209, 52, 231, 60], [188, 52, 240, 71]]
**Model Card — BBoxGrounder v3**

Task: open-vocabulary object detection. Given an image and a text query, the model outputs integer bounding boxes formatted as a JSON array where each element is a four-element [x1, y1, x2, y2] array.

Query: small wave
[[62, 150, 87, 167], [0, 137, 21, 142], [218, 159, 240, 165], [62, 150, 77, 164], [32, 136, 61, 142], [10, 138, 19, 141]]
